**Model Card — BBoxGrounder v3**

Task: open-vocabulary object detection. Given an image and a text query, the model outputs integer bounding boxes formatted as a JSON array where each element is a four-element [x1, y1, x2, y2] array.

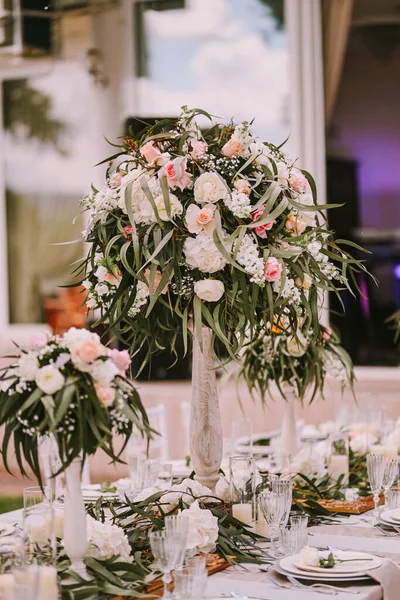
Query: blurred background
[[0, 0, 400, 496]]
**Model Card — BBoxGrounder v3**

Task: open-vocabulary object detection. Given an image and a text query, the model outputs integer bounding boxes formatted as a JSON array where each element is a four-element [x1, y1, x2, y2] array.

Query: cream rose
[[295, 273, 313, 291], [194, 172, 228, 204], [299, 546, 320, 568], [35, 366, 65, 395], [285, 212, 307, 236], [185, 203, 215, 235], [285, 331, 308, 357], [194, 279, 224, 302], [221, 138, 242, 158]]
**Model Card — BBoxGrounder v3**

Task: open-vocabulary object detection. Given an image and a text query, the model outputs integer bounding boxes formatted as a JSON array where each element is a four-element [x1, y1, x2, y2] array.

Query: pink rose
[[104, 269, 122, 286], [221, 138, 242, 158], [251, 208, 275, 239], [144, 268, 168, 295], [186, 203, 216, 235], [95, 384, 115, 407], [286, 212, 307, 236], [108, 348, 131, 373], [73, 339, 102, 364], [122, 225, 134, 238], [234, 179, 250, 195], [190, 140, 208, 159], [289, 170, 308, 193], [163, 160, 192, 191], [321, 326, 332, 341], [264, 257, 283, 282], [109, 172, 122, 188], [29, 334, 48, 348], [140, 141, 162, 164]]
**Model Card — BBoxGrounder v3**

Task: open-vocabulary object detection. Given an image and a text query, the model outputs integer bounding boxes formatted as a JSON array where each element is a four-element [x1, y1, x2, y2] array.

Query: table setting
[[0, 106, 400, 600]]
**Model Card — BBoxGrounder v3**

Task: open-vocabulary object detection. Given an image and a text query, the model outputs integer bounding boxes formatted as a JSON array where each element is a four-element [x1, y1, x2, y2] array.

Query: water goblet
[[258, 491, 286, 556], [184, 555, 207, 573], [279, 524, 305, 556], [271, 476, 292, 526], [174, 566, 208, 600], [386, 489, 400, 510], [289, 513, 308, 547], [366, 453, 386, 522], [149, 530, 186, 599], [165, 514, 189, 569], [383, 459, 399, 505], [128, 454, 147, 494]]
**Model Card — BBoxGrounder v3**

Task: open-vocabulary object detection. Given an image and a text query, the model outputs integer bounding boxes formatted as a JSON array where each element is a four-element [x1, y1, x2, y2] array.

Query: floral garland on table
[[76, 106, 368, 399], [56, 480, 268, 599], [0, 327, 151, 482]]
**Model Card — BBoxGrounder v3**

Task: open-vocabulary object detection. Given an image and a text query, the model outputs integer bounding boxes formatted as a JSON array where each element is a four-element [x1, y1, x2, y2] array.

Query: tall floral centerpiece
[[0, 328, 150, 576], [77, 106, 366, 479]]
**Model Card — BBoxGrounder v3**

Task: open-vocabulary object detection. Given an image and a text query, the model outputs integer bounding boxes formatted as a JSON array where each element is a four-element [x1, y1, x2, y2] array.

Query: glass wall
[[2, 63, 91, 323]]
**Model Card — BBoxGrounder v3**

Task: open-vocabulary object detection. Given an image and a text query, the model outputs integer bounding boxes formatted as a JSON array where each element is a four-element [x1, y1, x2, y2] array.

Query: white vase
[[63, 458, 89, 579], [190, 325, 223, 491], [280, 386, 299, 460]]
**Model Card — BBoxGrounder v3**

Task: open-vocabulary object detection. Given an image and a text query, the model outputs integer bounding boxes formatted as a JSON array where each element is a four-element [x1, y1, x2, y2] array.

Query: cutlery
[[287, 575, 360, 595], [286, 575, 338, 595], [267, 574, 337, 595]]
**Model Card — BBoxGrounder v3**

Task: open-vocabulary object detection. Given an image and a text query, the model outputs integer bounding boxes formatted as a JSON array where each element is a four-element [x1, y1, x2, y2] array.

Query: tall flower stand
[[190, 326, 223, 491], [63, 458, 89, 581], [280, 386, 299, 460]]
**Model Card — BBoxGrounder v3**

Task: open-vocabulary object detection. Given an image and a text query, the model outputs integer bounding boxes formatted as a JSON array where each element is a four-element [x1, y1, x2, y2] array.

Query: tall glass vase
[[63, 458, 89, 579], [280, 385, 298, 460], [190, 325, 223, 491]]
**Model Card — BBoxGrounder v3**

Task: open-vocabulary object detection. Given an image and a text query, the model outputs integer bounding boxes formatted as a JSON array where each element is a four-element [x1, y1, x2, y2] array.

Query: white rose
[[215, 477, 231, 503], [183, 232, 228, 274], [133, 486, 161, 503], [162, 479, 213, 511], [91, 359, 119, 387], [299, 546, 320, 567], [307, 240, 322, 256], [182, 500, 219, 556], [194, 279, 224, 302], [194, 172, 228, 204], [35, 366, 65, 395], [285, 331, 308, 357], [249, 141, 272, 167], [95, 265, 108, 282], [153, 193, 183, 222], [18, 352, 39, 381]]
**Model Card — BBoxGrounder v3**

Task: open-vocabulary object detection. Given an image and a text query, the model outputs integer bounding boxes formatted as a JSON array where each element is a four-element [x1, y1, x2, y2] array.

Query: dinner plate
[[294, 550, 382, 574], [380, 509, 400, 524], [0, 523, 15, 537], [280, 552, 382, 578], [275, 562, 371, 583], [81, 486, 119, 502]]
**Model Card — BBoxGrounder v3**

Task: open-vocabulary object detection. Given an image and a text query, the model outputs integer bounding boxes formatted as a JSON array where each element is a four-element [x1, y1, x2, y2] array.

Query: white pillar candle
[[232, 503, 253, 527], [255, 514, 270, 538], [25, 566, 58, 600], [48, 507, 64, 539], [329, 454, 349, 484], [0, 573, 15, 600], [28, 516, 48, 544], [384, 446, 398, 460]]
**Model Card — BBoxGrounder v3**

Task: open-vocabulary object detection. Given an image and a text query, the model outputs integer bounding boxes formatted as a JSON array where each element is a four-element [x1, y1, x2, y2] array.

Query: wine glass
[[383, 458, 398, 506], [366, 453, 386, 522], [258, 491, 286, 556], [149, 530, 186, 599]]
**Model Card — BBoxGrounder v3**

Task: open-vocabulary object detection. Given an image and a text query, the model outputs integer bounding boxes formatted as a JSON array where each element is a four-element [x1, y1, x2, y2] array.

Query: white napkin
[[366, 559, 400, 600]]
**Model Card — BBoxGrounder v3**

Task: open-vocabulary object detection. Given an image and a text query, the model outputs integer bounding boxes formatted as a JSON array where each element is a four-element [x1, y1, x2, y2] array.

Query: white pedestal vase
[[280, 387, 299, 460], [63, 458, 89, 580], [190, 325, 223, 491]]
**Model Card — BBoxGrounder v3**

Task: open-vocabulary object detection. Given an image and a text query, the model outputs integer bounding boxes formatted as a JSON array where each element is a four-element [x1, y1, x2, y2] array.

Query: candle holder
[[23, 487, 55, 565], [229, 456, 255, 528], [328, 433, 349, 486]]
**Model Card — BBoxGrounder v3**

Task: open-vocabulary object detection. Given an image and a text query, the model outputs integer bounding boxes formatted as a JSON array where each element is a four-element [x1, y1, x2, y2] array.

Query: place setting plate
[[380, 508, 400, 526], [81, 484, 119, 503], [276, 550, 382, 583]]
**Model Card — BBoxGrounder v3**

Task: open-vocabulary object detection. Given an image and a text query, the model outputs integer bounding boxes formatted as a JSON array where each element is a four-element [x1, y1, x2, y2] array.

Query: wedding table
[[2, 508, 397, 599]]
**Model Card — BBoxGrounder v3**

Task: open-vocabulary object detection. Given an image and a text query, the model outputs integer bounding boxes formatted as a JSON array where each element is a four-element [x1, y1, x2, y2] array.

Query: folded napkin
[[366, 559, 400, 600]]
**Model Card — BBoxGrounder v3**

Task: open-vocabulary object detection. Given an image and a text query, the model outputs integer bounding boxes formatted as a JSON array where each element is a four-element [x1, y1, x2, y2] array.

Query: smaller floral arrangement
[[86, 515, 132, 562], [0, 327, 150, 482], [299, 547, 373, 569]]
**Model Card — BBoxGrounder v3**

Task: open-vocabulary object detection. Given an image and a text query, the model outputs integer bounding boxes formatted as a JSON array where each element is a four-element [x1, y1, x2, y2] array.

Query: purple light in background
[[394, 264, 400, 279], [359, 277, 370, 319]]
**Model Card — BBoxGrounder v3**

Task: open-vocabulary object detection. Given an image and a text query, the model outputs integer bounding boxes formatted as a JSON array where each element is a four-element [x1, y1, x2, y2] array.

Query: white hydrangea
[[91, 359, 119, 386], [162, 478, 213, 511], [307, 240, 322, 257], [323, 352, 347, 383], [18, 352, 39, 381], [118, 170, 161, 225], [81, 185, 119, 220], [224, 191, 252, 218], [183, 231, 228, 274], [235, 234, 265, 286], [194, 172, 229, 204], [128, 281, 150, 317], [86, 516, 131, 562], [181, 500, 219, 556], [153, 193, 183, 222]]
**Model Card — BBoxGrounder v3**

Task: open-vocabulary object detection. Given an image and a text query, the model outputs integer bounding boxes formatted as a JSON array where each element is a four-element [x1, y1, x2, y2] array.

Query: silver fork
[[287, 575, 361, 595], [267, 575, 337, 595], [286, 575, 338, 595]]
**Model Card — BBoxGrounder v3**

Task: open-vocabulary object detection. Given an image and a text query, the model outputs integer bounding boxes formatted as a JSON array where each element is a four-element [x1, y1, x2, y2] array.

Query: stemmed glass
[[149, 530, 186, 599], [383, 458, 398, 506], [367, 453, 387, 522], [258, 491, 287, 556]]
